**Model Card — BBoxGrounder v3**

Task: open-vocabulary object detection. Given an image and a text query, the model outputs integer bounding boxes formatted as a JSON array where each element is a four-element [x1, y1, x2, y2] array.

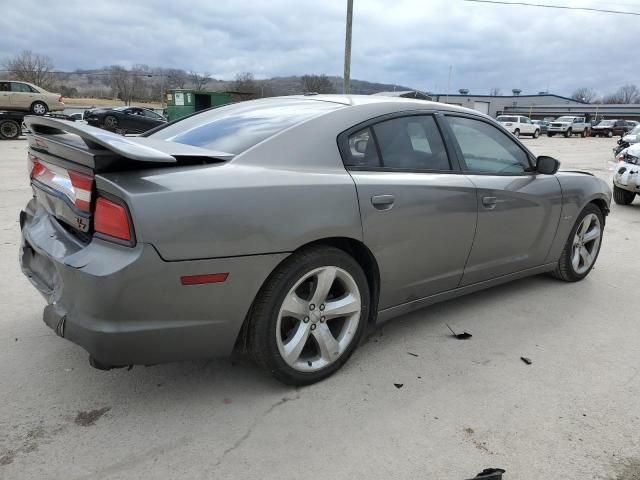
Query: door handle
[[371, 194, 395, 210], [482, 196, 498, 209]]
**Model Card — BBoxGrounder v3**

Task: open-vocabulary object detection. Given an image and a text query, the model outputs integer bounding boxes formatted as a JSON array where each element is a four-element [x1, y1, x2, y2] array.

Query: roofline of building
[[432, 93, 585, 104]]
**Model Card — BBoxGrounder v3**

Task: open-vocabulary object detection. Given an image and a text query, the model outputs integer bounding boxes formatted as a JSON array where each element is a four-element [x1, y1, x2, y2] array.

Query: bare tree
[[165, 68, 188, 89], [189, 71, 210, 91], [571, 87, 598, 103], [603, 84, 639, 104], [107, 65, 144, 105], [489, 87, 502, 96], [3, 50, 55, 89], [301, 74, 335, 94], [232, 72, 260, 99]]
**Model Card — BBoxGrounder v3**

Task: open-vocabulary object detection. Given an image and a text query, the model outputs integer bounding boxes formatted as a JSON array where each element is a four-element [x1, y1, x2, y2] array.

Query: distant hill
[[264, 75, 416, 96]]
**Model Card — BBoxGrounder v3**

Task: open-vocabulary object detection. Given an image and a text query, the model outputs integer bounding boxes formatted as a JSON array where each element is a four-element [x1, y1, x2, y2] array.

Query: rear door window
[[10, 82, 33, 93]]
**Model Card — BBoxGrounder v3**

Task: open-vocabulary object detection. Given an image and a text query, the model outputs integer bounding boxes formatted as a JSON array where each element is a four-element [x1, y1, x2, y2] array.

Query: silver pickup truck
[[547, 116, 590, 138]]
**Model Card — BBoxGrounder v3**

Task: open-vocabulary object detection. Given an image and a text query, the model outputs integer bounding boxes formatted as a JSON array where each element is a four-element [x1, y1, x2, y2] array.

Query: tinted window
[[497, 116, 518, 122], [11, 82, 33, 93], [343, 127, 380, 168], [372, 116, 450, 170], [447, 116, 531, 174], [143, 109, 162, 120], [0, 82, 10, 91], [151, 98, 343, 154]]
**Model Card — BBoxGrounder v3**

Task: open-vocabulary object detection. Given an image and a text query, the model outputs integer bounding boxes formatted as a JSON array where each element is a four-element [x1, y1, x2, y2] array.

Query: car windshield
[[150, 98, 344, 154], [597, 120, 615, 126], [497, 116, 518, 122], [555, 117, 576, 122]]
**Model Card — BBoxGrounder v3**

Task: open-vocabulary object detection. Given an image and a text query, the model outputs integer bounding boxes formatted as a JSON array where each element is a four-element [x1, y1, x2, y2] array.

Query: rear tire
[[551, 203, 603, 282], [30, 101, 48, 115], [581, 129, 587, 138], [607, 130, 613, 138], [248, 246, 370, 386], [0, 119, 20, 139], [613, 185, 636, 205]]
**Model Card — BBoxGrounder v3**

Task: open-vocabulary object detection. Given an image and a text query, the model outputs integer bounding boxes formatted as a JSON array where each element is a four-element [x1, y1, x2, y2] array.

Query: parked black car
[[84, 106, 166, 134], [591, 119, 634, 138]]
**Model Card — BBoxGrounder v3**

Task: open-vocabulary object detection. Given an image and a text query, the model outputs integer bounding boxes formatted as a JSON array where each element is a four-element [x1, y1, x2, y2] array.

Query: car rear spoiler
[[24, 116, 233, 169]]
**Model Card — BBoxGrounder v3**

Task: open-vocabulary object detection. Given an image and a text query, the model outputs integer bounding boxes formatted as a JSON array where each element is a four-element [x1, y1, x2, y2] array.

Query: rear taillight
[[58, 96, 64, 103], [94, 196, 132, 242], [29, 153, 94, 213]]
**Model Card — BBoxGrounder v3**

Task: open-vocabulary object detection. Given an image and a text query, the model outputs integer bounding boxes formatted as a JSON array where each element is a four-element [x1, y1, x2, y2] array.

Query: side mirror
[[536, 155, 560, 175]]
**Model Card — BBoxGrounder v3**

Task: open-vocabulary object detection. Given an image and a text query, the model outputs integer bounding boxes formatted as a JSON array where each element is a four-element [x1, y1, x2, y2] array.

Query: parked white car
[[613, 143, 640, 205], [496, 115, 540, 138]]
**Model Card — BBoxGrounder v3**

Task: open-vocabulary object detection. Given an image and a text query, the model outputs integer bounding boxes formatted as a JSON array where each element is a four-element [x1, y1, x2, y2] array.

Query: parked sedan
[[591, 119, 634, 138], [20, 96, 611, 385], [0, 80, 64, 114], [84, 106, 166, 134]]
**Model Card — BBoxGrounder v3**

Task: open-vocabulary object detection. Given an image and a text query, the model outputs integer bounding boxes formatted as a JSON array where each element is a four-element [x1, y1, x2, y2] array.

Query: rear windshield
[[149, 98, 344, 154], [497, 116, 517, 122]]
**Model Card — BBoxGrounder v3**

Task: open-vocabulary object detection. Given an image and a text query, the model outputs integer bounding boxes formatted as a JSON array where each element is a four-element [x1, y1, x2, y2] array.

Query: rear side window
[[372, 116, 450, 170], [11, 82, 34, 93], [447, 116, 531, 174], [150, 98, 344, 155]]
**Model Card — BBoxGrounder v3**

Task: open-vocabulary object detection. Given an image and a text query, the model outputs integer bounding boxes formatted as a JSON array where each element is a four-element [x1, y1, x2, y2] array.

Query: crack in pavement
[[214, 389, 301, 469]]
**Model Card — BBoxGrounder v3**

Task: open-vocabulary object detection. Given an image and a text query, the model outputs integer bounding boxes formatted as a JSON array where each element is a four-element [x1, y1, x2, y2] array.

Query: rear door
[[0, 81, 10, 108], [443, 114, 562, 285], [339, 113, 478, 309], [9, 82, 35, 109]]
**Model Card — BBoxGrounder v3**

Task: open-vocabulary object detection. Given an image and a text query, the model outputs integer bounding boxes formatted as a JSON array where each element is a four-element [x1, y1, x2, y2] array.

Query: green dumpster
[[165, 89, 232, 121]]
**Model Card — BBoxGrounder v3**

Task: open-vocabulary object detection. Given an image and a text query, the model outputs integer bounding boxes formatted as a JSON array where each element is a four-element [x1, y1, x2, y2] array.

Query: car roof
[[274, 94, 488, 118]]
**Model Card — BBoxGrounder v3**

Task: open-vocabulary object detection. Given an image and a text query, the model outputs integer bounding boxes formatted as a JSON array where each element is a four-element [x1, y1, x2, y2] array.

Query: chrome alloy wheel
[[32, 103, 47, 115], [276, 266, 362, 372], [571, 213, 601, 275]]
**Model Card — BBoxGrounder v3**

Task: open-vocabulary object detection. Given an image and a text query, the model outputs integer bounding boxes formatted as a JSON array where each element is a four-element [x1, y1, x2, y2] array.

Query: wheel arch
[[233, 236, 381, 352]]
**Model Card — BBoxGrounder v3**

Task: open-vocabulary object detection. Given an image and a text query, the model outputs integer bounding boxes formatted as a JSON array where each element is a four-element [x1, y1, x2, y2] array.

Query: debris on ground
[[446, 323, 472, 339], [407, 352, 419, 357], [394, 383, 403, 389], [465, 467, 506, 479], [520, 357, 532, 365], [74, 407, 111, 427]]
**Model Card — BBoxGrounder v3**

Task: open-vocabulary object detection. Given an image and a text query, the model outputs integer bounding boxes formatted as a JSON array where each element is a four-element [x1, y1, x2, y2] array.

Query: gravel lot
[[1, 135, 639, 480]]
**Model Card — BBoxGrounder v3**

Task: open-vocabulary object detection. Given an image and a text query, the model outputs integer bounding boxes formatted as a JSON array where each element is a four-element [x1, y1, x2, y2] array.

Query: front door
[[339, 113, 478, 309], [444, 114, 562, 285]]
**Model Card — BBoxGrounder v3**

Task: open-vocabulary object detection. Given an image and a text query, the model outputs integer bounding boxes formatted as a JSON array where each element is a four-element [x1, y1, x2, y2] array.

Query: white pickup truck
[[547, 116, 590, 138]]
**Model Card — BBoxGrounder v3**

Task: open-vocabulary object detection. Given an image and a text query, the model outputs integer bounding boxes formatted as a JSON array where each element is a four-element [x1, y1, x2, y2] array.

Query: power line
[[463, 0, 640, 16]]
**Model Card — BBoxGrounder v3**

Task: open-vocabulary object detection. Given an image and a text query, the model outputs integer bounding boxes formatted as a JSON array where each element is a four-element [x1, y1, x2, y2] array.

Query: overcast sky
[[1, 0, 637, 96]]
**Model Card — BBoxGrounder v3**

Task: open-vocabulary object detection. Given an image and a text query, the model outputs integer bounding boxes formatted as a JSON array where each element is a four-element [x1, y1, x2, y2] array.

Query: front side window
[[447, 116, 531, 174], [371, 116, 450, 170]]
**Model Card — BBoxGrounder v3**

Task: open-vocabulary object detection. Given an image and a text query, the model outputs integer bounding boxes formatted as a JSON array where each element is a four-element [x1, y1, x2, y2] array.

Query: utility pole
[[343, 0, 353, 94], [446, 65, 452, 103]]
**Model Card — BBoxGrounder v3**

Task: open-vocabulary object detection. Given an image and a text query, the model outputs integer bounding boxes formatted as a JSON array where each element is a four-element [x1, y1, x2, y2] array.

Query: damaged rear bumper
[[20, 199, 287, 367]]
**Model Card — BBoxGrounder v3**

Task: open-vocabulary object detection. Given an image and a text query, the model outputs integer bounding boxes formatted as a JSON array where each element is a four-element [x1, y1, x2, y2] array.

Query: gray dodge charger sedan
[[19, 95, 611, 385]]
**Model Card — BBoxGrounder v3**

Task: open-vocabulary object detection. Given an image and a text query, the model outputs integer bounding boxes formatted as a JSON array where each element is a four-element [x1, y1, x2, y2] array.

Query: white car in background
[[496, 115, 540, 138], [613, 143, 640, 205]]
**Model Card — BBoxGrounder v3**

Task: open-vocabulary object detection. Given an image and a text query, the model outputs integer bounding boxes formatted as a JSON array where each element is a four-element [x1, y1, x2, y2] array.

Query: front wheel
[[103, 115, 118, 130], [613, 185, 636, 205], [551, 204, 603, 282], [248, 246, 370, 385], [0, 119, 21, 139], [564, 129, 572, 138], [514, 129, 520, 138], [533, 129, 540, 139]]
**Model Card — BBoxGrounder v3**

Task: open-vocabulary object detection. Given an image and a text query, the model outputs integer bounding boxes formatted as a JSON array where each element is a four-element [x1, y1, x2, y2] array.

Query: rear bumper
[[20, 199, 288, 366]]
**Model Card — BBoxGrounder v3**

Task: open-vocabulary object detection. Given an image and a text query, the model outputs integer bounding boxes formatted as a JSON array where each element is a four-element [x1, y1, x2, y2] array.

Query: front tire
[[103, 115, 118, 130], [564, 128, 572, 138], [551, 204, 603, 282], [613, 185, 636, 205], [0, 119, 20, 139], [514, 129, 520, 138], [30, 101, 48, 115], [607, 130, 613, 138], [533, 129, 540, 139], [248, 246, 370, 385]]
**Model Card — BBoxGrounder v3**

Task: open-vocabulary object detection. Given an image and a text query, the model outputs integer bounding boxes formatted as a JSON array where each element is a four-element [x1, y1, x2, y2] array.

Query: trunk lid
[[24, 116, 232, 241]]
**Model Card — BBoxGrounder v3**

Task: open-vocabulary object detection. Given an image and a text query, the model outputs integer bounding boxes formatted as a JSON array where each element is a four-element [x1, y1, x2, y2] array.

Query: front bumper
[[613, 162, 640, 192], [547, 127, 569, 133], [20, 200, 288, 366]]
